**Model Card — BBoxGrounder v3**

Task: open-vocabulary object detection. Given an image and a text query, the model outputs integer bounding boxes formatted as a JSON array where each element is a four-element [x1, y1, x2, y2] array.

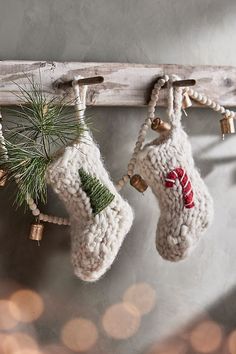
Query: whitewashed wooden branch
[[0, 61, 235, 107]]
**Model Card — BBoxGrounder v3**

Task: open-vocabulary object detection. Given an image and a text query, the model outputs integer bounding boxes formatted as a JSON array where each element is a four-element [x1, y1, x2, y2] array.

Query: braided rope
[[186, 87, 235, 118], [115, 75, 169, 190]]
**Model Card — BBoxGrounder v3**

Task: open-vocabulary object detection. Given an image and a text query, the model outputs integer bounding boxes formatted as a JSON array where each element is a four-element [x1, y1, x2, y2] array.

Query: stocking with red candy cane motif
[[136, 76, 214, 261]]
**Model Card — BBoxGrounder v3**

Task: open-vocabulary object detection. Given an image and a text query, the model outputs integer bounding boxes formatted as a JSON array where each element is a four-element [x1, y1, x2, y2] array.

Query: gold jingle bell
[[151, 117, 171, 133], [0, 169, 7, 187], [29, 223, 44, 244], [182, 92, 192, 110], [130, 174, 148, 193], [220, 116, 235, 140]]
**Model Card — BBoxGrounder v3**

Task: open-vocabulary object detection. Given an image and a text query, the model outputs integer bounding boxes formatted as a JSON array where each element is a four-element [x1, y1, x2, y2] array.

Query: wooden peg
[[162, 79, 196, 89], [55, 76, 104, 90]]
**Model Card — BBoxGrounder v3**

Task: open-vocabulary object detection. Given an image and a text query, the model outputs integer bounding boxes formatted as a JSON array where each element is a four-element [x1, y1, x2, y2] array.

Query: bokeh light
[[61, 318, 98, 352], [190, 320, 223, 353], [0, 300, 19, 330], [147, 338, 188, 354], [9, 289, 44, 323], [227, 330, 236, 353], [102, 302, 141, 339], [14, 351, 42, 354], [0, 334, 10, 352], [123, 282, 156, 315], [1, 332, 39, 353]]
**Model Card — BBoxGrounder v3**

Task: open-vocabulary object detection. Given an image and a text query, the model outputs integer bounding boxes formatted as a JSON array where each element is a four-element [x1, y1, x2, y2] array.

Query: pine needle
[[0, 77, 86, 208]]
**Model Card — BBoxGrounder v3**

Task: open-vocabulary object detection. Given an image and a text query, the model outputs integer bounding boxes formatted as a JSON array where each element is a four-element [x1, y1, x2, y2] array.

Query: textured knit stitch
[[136, 75, 214, 261], [46, 82, 133, 281]]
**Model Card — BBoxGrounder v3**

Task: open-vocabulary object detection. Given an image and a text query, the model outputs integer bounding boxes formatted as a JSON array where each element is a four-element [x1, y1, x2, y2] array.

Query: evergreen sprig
[[0, 77, 86, 207], [0, 140, 49, 206]]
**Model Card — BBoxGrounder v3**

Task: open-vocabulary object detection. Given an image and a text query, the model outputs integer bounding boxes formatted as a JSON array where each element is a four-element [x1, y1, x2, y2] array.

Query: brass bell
[[130, 174, 148, 193], [151, 117, 171, 133], [29, 223, 44, 244], [220, 116, 235, 140], [182, 92, 192, 110], [0, 169, 7, 187]]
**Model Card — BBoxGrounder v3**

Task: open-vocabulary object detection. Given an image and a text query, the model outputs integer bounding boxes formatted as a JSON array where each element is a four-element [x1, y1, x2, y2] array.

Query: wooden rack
[[0, 61, 236, 107]]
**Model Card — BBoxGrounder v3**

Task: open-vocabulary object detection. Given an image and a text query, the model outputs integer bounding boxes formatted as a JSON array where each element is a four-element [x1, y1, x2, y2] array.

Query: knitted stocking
[[136, 78, 213, 261], [46, 84, 133, 281]]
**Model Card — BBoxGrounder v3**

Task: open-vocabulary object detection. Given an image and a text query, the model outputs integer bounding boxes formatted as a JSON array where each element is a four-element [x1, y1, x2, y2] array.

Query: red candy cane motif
[[165, 168, 195, 209]]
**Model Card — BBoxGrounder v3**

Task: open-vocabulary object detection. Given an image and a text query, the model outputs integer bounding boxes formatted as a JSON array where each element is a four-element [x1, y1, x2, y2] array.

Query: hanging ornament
[[182, 92, 192, 110], [29, 222, 44, 244], [151, 117, 171, 133], [130, 174, 148, 193], [135, 75, 213, 262], [220, 115, 235, 140], [0, 169, 7, 187]]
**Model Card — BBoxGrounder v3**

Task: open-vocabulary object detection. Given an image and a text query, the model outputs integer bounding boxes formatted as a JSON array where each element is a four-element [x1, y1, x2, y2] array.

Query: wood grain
[[0, 61, 235, 107]]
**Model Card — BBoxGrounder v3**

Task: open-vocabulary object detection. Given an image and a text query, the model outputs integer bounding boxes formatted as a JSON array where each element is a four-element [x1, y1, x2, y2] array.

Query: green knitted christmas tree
[[79, 168, 115, 215]]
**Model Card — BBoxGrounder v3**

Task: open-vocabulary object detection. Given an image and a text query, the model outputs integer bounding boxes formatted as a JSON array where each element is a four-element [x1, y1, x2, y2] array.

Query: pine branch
[[1, 77, 87, 208], [0, 140, 49, 206]]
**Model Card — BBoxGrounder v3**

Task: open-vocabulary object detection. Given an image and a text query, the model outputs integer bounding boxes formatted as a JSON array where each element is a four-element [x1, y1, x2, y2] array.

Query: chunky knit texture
[[136, 76, 214, 261], [46, 83, 133, 281]]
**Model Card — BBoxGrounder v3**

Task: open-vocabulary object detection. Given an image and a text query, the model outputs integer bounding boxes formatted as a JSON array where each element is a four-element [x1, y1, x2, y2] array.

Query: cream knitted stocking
[[136, 78, 213, 261], [46, 83, 133, 281]]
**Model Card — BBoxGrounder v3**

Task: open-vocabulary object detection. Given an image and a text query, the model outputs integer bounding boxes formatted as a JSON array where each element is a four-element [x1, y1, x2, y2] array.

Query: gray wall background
[[0, 1, 236, 353]]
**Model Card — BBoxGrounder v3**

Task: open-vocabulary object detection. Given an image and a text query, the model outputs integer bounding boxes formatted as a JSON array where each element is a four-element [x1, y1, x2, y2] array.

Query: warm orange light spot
[[14, 351, 42, 354], [9, 289, 44, 323], [190, 320, 223, 353], [102, 302, 141, 339], [147, 338, 188, 354], [1, 332, 38, 353], [0, 334, 10, 352], [123, 282, 156, 315], [228, 330, 236, 353], [61, 318, 98, 352], [0, 300, 18, 330]]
